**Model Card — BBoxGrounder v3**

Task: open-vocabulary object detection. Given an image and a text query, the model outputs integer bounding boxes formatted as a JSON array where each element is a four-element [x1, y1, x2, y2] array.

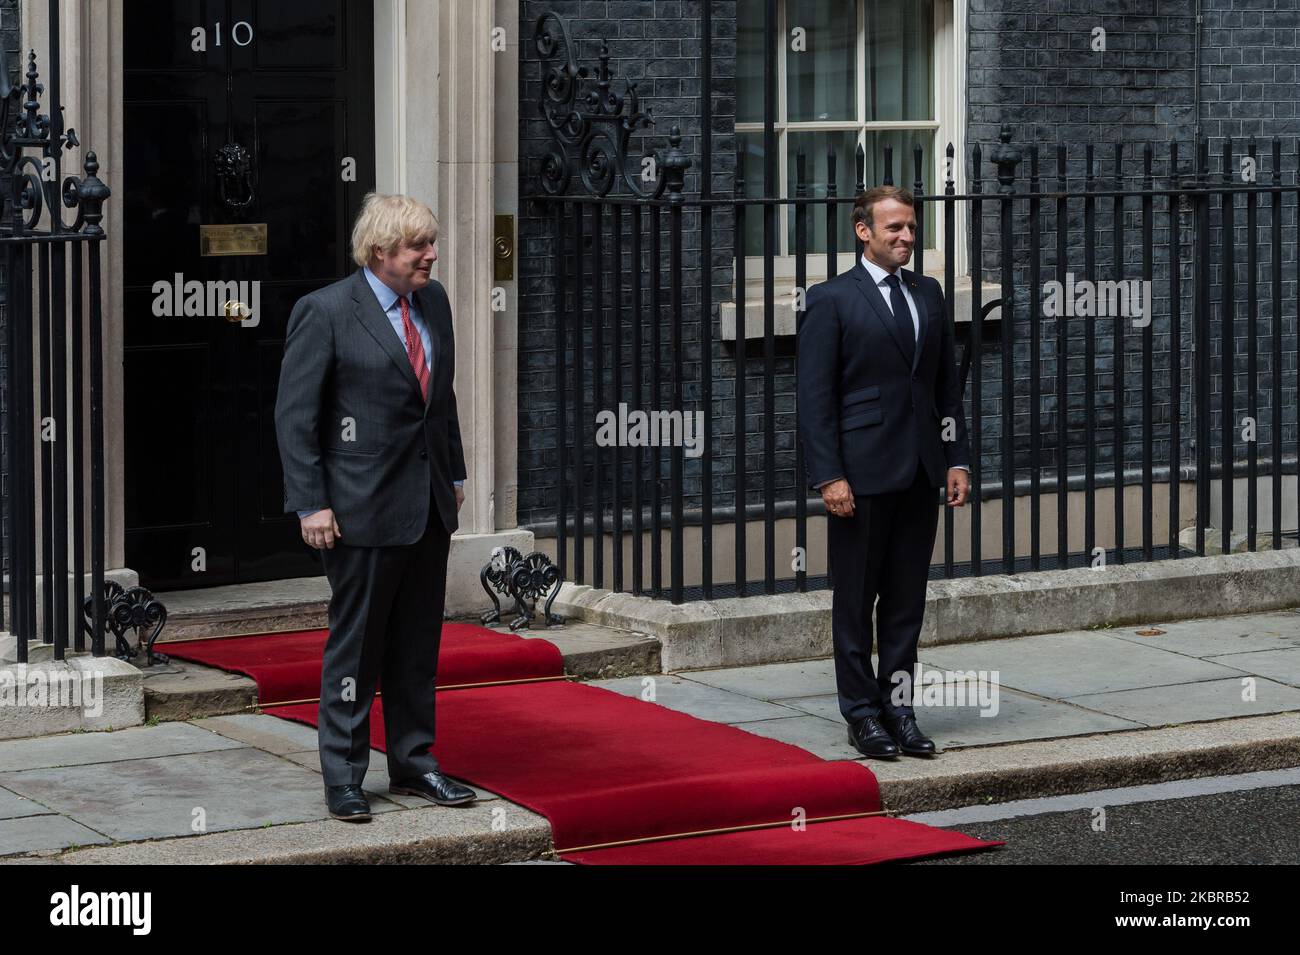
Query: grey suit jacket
[[274, 268, 467, 546]]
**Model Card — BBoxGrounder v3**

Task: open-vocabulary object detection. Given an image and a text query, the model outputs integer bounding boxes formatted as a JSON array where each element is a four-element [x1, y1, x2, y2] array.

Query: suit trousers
[[827, 462, 939, 724], [317, 489, 451, 786]]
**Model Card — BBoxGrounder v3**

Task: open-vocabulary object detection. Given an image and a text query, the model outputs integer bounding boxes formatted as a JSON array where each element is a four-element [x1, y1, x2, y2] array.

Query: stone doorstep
[[0, 657, 145, 740], [140, 619, 662, 722], [28, 712, 1300, 865], [162, 605, 331, 643], [155, 576, 334, 643], [552, 549, 1300, 671]]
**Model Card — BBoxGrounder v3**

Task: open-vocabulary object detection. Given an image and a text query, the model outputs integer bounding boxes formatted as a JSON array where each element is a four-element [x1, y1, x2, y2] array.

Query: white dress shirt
[[860, 253, 920, 342]]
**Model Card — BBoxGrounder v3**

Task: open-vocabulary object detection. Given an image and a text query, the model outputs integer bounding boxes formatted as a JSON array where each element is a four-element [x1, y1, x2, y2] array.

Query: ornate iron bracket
[[479, 547, 566, 632], [532, 12, 690, 199], [82, 582, 170, 666]]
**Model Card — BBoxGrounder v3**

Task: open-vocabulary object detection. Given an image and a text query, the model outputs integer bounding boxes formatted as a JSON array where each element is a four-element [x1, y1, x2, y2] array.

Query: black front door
[[124, 0, 375, 589]]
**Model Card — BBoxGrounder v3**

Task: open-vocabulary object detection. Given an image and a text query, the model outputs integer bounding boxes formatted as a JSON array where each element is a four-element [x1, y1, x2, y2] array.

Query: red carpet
[[165, 625, 563, 704], [166, 626, 1000, 864]]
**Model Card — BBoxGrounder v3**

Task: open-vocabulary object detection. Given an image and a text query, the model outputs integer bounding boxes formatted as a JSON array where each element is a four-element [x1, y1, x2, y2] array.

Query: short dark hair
[[852, 185, 915, 230]]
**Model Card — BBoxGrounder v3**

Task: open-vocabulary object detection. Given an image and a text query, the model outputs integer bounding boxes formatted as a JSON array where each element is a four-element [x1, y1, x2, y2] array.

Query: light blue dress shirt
[[297, 269, 462, 520], [363, 266, 434, 376]]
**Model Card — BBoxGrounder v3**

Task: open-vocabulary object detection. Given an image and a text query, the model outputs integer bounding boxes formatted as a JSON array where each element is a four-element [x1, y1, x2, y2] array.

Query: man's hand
[[454, 484, 465, 513], [820, 478, 855, 518], [301, 508, 342, 549], [946, 468, 969, 507]]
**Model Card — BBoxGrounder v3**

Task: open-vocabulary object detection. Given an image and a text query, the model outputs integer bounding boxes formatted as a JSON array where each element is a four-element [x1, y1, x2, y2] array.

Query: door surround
[[23, 0, 519, 614]]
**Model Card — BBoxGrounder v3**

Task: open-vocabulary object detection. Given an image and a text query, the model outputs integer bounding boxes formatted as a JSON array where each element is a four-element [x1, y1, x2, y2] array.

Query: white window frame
[[732, 0, 967, 297]]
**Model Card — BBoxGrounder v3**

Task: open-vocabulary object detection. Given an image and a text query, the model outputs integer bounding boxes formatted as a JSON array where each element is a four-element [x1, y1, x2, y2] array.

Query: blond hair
[[350, 192, 440, 267]]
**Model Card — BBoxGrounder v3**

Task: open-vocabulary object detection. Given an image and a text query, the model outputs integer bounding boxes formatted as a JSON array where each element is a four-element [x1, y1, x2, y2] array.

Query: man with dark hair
[[796, 184, 971, 760]]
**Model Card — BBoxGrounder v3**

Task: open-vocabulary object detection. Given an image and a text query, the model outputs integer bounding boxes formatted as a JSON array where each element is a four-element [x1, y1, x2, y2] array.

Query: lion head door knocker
[[213, 142, 255, 211]]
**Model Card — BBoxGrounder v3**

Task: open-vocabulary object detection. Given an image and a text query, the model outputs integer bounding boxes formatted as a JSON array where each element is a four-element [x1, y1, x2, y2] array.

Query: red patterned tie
[[398, 294, 429, 401]]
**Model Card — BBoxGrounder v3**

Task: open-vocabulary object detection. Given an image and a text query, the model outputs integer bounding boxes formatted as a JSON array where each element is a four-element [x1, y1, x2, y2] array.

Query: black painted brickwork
[[967, 0, 1300, 490]]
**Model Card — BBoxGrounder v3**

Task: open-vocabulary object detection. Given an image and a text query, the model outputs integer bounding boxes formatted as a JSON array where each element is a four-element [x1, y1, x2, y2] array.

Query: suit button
[[419, 449, 428, 459]]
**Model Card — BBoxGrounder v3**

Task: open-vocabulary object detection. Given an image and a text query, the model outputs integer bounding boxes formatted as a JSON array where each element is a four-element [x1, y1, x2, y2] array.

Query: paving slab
[[0, 721, 244, 773], [0, 746, 396, 842], [1105, 611, 1300, 657], [1204, 647, 1300, 687], [0, 814, 111, 856], [773, 688, 1142, 748], [1064, 676, 1300, 725], [918, 630, 1249, 698], [680, 657, 839, 700], [729, 714, 860, 761], [0, 785, 54, 820], [590, 674, 800, 723], [191, 714, 321, 756]]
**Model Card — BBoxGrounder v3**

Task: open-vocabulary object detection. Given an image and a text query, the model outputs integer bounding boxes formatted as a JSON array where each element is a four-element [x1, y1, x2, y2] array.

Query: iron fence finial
[[78, 150, 109, 235], [662, 126, 690, 202], [989, 124, 1021, 194]]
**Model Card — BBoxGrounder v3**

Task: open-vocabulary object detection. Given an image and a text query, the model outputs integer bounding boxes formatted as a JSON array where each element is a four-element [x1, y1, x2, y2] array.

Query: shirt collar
[[859, 254, 900, 287], [362, 266, 408, 312]]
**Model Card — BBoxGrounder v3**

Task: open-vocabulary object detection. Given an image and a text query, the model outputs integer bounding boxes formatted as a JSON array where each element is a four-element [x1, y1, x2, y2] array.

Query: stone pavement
[[0, 716, 551, 863], [591, 609, 1300, 759], [2, 609, 1298, 863]]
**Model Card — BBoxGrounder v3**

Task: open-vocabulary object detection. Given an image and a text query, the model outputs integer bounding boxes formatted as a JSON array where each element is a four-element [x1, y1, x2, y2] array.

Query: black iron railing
[[1, 35, 111, 660], [526, 11, 1300, 605]]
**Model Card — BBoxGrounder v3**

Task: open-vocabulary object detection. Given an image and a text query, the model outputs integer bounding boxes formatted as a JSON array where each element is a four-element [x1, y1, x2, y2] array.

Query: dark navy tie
[[882, 273, 915, 361]]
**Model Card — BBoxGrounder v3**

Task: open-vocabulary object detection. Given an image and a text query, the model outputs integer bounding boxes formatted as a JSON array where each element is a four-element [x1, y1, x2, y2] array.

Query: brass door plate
[[494, 214, 514, 281], [200, 223, 268, 256]]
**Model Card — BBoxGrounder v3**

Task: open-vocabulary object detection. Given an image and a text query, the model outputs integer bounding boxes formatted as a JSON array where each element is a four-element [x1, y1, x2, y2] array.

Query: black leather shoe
[[882, 712, 937, 756], [390, 771, 477, 806], [847, 715, 901, 760], [325, 784, 372, 822]]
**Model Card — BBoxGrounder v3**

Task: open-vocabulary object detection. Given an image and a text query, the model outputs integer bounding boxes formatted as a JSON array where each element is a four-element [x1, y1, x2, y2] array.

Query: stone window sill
[[719, 272, 1002, 341]]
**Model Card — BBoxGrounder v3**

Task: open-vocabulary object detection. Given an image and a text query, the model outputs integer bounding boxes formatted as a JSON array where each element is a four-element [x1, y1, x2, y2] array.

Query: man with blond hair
[[275, 192, 475, 821]]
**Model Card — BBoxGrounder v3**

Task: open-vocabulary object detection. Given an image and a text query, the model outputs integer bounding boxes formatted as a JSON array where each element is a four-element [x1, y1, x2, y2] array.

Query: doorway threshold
[[156, 576, 333, 642]]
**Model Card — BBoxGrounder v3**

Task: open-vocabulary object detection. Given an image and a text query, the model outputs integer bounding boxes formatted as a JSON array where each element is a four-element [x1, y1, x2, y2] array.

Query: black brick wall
[[967, 0, 1299, 491], [517, 0, 742, 530], [1198, 0, 1300, 477]]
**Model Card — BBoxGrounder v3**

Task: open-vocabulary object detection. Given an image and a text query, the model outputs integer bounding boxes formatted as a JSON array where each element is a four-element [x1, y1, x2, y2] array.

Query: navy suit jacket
[[796, 261, 971, 496]]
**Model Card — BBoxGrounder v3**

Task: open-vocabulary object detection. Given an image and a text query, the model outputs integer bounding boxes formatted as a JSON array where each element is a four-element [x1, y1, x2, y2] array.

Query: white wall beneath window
[[935, 0, 968, 275], [374, 0, 406, 194]]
